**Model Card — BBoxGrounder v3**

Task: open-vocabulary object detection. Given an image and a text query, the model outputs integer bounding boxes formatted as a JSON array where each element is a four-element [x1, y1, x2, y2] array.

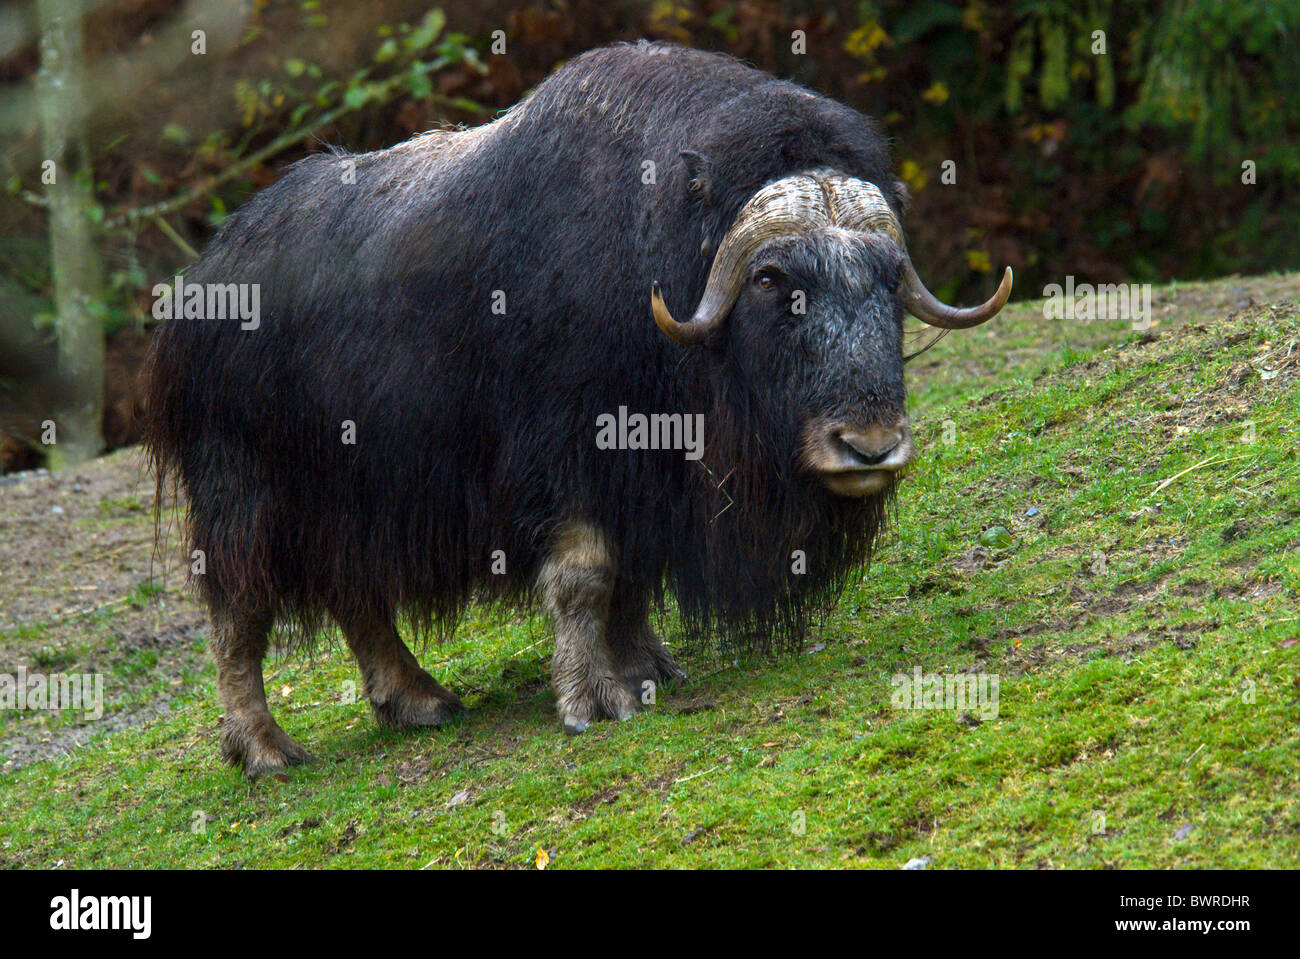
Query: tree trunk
[[35, 0, 104, 467]]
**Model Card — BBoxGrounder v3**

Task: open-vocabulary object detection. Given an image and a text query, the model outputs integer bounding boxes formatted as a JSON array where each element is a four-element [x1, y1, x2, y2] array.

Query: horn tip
[[998, 265, 1013, 304]]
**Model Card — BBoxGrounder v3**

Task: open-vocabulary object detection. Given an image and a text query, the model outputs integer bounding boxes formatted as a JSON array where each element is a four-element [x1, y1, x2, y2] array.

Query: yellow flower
[[854, 66, 888, 85], [534, 847, 550, 870], [922, 81, 949, 106], [899, 159, 928, 192], [845, 21, 891, 59]]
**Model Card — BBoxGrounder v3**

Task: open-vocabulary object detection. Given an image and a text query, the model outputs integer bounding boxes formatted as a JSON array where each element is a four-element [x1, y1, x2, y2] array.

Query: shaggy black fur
[[146, 41, 910, 652]]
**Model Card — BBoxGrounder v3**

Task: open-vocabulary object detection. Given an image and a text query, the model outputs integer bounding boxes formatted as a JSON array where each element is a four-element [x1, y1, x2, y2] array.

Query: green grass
[[1, 275, 1298, 868]]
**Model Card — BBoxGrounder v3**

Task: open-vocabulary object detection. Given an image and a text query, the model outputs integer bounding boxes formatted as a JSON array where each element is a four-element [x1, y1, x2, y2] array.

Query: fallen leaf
[[979, 526, 1013, 549]]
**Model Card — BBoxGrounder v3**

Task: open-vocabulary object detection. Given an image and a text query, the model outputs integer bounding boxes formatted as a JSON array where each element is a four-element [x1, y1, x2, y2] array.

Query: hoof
[[563, 717, 590, 736], [557, 678, 638, 735], [370, 671, 466, 730], [220, 714, 313, 780]]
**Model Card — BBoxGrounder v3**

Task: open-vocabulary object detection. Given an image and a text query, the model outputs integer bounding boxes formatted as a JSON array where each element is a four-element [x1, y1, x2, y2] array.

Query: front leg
[[539, 522, 638, 734]]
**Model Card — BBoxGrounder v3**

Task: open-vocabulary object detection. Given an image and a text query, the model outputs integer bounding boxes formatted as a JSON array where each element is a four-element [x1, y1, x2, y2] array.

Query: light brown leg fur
[[539, 522, 638, 734], [210, 604, 312, 779], [333, 608, 465, 729]]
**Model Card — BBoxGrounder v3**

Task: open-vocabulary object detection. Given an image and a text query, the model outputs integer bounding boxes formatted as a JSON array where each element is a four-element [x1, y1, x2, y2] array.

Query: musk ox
[[146, 41, 1011, 778]]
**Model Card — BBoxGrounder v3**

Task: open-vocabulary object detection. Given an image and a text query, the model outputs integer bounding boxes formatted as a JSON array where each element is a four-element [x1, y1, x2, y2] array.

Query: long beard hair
[[664, 386, 894, 654]]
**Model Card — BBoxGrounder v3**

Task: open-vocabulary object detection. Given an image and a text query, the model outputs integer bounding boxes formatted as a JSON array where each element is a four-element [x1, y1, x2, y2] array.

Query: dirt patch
[[1036, 299, 1299, 457], [571, 787, 623, 819], [951, 546, 996, 574], [0, 448, 204, 771], [999, 615, 1220, 676]]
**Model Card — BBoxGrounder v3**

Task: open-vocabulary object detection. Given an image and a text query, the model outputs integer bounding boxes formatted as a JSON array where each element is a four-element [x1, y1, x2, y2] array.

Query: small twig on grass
[[68, 596, 132, 619], [673, 764, 721, 785], [1149, 454, 1252, 495], [508, 636, 546, 659]]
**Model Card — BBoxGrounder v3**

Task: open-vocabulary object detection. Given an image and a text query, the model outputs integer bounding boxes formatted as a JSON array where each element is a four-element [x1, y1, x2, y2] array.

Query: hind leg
[[333, 608, 465, 729], [607, 591, 686, 701], [210, 603, 312, 779], [540, 522, 639, 734]]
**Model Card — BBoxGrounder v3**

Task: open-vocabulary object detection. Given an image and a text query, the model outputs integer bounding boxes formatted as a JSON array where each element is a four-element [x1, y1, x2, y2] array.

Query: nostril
[[836, 430, 900, 466]]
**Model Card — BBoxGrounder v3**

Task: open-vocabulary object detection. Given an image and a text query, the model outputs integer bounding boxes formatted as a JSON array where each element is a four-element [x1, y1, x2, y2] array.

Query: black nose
[[836, 429, 900, 466]]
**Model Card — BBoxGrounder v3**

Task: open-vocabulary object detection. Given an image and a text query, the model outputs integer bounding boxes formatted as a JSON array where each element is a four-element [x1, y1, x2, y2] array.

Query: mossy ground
[[1, 273, 1297, 868]]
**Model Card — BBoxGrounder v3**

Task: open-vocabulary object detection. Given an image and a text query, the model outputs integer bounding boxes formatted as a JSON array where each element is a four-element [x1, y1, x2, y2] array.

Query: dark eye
[[755, 270, 779, 290]]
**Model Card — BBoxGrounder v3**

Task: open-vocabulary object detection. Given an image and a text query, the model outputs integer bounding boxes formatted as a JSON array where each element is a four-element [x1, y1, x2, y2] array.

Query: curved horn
[[901, 263, 1013, 329], [652, 175, 833, 345], [822, 173, 1013, 330]]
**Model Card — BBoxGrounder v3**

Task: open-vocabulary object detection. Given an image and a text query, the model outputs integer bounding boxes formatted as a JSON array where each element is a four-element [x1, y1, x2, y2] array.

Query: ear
[[681, 150, 725, 261], [680, 150, 712, 198]]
